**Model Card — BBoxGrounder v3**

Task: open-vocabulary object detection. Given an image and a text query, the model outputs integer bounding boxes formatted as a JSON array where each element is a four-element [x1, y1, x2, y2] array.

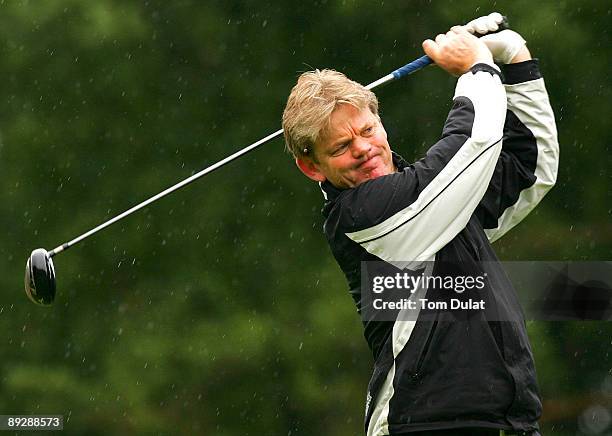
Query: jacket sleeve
[[475, 60, 559, 242], [338, 63, 507, 264]]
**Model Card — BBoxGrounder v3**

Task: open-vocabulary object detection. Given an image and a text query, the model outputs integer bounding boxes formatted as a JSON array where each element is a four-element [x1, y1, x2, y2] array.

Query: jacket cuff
[[500, 59, 542, 85], [470, 63, 504, 82]]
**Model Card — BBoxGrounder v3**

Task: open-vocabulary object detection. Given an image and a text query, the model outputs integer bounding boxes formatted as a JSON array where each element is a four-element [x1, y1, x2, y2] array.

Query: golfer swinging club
[[283, 13, 558, 436]]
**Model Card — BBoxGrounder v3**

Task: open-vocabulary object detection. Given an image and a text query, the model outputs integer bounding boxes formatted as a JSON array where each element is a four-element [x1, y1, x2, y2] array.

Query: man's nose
[[351, 137, 371, 158]]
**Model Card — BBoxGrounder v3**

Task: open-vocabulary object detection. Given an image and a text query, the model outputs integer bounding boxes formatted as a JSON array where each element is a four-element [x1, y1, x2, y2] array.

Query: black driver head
[[24, 248, 56, 305]]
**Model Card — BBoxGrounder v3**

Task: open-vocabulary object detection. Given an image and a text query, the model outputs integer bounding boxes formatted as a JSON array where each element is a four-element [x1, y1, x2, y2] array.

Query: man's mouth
[[358, 154, 380, 171]]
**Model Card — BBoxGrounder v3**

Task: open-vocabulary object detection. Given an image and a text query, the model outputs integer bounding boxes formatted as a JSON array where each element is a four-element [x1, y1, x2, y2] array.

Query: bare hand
[[422, 27, 493, 76]]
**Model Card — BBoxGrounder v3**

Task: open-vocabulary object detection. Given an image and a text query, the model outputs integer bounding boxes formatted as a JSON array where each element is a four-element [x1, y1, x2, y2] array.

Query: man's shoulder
[[323, 169, 418, 235]]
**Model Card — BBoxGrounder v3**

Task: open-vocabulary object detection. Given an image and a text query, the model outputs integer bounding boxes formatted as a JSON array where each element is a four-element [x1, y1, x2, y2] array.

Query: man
[[283, 13, 558, 436]]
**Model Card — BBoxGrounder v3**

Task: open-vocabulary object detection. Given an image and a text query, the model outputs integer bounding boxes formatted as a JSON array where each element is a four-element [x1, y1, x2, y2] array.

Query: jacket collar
[[319, 151, 408, 202]]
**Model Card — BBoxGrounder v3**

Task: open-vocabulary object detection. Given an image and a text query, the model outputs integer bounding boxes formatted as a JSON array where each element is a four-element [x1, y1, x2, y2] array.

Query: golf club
[[25, 17, 508, 305]]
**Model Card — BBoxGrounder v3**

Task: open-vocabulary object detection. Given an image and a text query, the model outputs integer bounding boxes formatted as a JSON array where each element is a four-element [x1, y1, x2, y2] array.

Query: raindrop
[[577, 404, 611, 435]]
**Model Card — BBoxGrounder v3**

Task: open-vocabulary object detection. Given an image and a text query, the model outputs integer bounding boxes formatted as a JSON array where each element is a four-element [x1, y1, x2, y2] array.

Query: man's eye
[[331, 143, 349, 156], [363, 126, 374, 135]]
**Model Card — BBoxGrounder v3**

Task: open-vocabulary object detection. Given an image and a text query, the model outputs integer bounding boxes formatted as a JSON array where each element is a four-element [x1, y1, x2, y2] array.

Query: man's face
[[297, 104, 395, 189]]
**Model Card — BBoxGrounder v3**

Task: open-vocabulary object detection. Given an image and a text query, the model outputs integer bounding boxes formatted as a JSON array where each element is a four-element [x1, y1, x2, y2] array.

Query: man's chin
[[363, 167, 388, 181], [333, 168, 391, 189], [351, 170, 386, 187]]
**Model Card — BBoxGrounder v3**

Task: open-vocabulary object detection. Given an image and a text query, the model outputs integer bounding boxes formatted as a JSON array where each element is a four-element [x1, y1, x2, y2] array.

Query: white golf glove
[[464, 12, 526, 64]]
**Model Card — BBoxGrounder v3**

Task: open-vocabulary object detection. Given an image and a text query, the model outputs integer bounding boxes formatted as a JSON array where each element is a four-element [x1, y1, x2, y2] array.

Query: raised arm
[[466, 16, 559, 241]]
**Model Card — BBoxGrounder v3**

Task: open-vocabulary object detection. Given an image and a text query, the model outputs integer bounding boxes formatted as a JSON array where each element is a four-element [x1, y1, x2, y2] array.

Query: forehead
[[331, 103, 374, 126], [323, 104, 376, 140]]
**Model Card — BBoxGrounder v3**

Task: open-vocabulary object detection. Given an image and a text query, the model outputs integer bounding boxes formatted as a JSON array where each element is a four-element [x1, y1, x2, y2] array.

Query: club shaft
[[46, 16, 511, 258], [48, 54, 441, 258]]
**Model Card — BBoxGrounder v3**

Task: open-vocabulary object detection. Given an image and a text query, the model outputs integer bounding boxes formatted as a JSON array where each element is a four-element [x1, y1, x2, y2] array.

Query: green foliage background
[[0, 1, 610, 434]]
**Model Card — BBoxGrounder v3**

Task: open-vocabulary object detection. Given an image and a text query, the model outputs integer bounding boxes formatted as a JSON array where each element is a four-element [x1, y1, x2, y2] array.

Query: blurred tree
[[0, 1, 609, 435]]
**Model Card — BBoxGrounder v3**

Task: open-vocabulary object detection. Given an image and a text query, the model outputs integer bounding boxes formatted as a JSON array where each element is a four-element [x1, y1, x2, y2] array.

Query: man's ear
[[296, 156, 326, 182]]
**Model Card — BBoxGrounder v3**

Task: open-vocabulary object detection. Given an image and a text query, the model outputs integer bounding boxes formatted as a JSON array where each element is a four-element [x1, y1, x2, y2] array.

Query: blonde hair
[[282, 69, 379, 159]]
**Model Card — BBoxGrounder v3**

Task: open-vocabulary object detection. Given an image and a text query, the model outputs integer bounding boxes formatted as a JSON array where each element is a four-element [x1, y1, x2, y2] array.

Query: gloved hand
[[464, 12, 527, 64]]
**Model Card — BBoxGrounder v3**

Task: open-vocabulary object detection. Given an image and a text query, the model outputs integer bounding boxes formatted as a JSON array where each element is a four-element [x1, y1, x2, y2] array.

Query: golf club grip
[[390, 15, 509, 81]]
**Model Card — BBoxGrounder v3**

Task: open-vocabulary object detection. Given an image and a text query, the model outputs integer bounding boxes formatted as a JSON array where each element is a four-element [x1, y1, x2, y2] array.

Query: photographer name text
[[373, 298, 485, 310]]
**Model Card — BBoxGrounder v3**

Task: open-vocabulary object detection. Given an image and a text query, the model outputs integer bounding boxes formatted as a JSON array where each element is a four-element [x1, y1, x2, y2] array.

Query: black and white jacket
[[320, 60, 558, 435]]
